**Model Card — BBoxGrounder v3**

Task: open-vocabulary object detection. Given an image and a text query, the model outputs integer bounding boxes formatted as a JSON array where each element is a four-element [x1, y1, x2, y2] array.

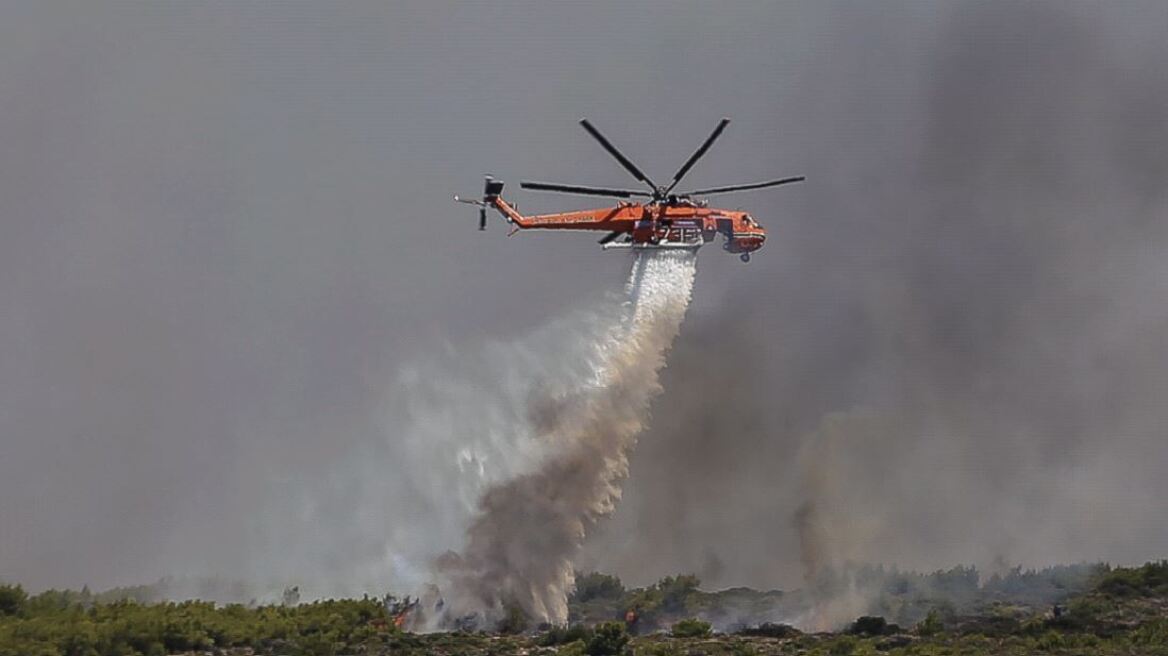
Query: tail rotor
[[454, 175, 504, 231]]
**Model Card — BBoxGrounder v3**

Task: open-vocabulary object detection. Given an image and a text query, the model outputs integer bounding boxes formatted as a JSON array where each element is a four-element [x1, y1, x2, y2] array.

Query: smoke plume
[[791, 412, 898, 630], [433, 251, 697, 626]]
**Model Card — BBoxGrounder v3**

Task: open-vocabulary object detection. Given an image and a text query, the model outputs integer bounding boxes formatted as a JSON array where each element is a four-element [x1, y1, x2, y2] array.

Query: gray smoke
[[2, 2, 1165, 603], [240, 286, 634, 597], [789, 412, 904, 630], [583, 1, 1168, 594]]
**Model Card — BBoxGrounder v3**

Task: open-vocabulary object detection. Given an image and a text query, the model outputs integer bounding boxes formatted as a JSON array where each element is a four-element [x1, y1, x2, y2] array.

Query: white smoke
[[253, 251, 696, 618], [433, 250, 698, 626]]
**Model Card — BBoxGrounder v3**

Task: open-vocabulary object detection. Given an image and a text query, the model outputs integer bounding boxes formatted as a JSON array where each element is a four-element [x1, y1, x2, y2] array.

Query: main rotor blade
[[520, 180, 653, 199], [689, 175, 806, 196], [578, 119, 657, 190], [665, 117, 731, 195]]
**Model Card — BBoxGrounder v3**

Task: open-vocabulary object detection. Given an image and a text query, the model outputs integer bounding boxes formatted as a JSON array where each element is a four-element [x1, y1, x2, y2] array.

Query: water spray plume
[[430, 251, 698, 627]]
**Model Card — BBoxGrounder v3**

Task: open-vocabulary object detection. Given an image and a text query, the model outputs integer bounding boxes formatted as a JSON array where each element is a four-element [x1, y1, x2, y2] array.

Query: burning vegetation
[[2, 561, 1167, 655]]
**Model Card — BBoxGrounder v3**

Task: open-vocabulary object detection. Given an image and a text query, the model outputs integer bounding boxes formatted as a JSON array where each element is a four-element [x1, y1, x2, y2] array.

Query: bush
[[729, 641, 758, 656], [558, 640, 589, 656], [671, 618, 712, 638], [736, 622, 800, 638], [0, 586, 26, 616], [0, 594, 390, 656], [854, 611, 887, 634], [1034, 629, 1065, 651], [1095, 561, 1168, 597], [495, 604, 528, 635], [1130, 619, 1168, 646], [1040, 596, 1110, 632], [638, 643, 681, 656], [827, 635, 857, 656], [585, 621, 629, 655], [539, 623, 591, 646], [917, 609, 944, 636]]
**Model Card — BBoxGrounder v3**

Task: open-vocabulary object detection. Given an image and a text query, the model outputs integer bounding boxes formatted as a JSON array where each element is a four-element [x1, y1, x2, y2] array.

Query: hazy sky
[[1, 2, 1165, 593]]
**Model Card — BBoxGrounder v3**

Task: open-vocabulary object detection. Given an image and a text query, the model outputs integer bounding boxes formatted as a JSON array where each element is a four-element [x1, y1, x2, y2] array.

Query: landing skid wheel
[[740, 253, 751, 263]]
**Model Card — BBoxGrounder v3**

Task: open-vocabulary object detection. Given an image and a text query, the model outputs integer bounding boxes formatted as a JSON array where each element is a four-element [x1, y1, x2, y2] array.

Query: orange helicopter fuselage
[[491, 195, 766, 255]]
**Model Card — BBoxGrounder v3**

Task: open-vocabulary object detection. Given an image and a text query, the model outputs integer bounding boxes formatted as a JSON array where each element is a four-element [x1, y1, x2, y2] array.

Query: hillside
[[1, 561, 1165, 655]]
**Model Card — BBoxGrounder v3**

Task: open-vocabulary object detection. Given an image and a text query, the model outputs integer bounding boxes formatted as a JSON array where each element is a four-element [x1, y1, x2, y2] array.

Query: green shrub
[[586, 621, 629, 655], [916, 609, 943, 636], [0, 593, 389, 656], [729, 639, 758, 656], [671, 618, 712, 638], [1130, 619, 1168, 646], [495, 604, 528, 634], [1095, 561, 1168, 597], [848, 615, 889, 636], [539, 623, 591, 646], [558, 639, 589, 656], [1034, 629, 1065, 651], [0, 585, 26, 617], [636, 643, 681, 656], [827, 635, 857, 656]]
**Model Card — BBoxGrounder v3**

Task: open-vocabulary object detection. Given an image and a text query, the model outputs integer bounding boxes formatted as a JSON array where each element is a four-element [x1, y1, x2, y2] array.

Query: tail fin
[[483, 176, 504, 201]]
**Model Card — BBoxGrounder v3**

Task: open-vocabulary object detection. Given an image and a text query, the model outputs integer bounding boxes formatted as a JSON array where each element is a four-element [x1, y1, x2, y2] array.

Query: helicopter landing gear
[[740, 253, 751, 263]]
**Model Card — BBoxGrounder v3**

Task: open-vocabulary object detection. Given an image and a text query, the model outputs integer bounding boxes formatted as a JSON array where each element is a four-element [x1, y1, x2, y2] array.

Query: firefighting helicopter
[[455, 117, 803, 262]]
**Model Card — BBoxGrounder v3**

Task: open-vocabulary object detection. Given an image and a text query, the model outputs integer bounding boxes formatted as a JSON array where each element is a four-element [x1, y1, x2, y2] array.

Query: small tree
[[656, 575, 701, 616], [572, 572, 625, 603]]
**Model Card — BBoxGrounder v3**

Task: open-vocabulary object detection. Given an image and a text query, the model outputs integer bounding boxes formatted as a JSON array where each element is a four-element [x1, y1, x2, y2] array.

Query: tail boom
[[486, 179, 642, 231], [458, 176, 647, 237]]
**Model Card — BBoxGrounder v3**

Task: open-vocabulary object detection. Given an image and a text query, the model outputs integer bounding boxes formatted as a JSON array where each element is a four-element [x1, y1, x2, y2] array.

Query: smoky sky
[[582, 2, 1168, 588], [1, 2, 1166, 593]]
